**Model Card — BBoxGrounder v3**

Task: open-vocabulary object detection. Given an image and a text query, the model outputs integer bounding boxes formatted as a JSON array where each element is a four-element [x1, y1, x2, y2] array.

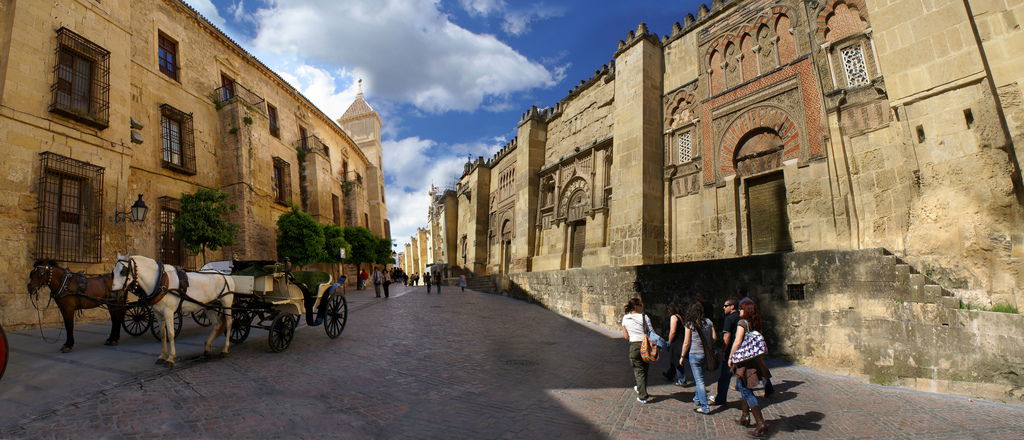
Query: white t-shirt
[[621, 312, 652, 342]]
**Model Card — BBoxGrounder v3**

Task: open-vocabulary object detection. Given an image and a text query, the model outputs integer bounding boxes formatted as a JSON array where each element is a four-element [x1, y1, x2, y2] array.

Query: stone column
[[609, 32, 665, 266]]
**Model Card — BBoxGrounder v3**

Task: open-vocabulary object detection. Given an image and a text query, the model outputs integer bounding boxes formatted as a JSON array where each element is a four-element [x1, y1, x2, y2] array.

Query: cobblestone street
[[2, 285, 1022, 439]]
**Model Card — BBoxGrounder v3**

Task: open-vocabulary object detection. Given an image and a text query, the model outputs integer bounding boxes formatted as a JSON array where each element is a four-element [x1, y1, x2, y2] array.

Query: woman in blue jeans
[[680, 303, 716, 414], [728, 301, 770, 438]]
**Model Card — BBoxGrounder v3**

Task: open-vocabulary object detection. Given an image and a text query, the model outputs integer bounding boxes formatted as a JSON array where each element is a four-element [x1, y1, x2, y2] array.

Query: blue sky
[[184, 0, 702, 249]]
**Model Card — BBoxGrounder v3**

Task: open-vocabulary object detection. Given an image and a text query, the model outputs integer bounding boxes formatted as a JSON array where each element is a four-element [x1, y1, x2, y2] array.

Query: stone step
[[908, 273, 926, 288], [924, 284, 943, 298], [894, 264, 911, 283]]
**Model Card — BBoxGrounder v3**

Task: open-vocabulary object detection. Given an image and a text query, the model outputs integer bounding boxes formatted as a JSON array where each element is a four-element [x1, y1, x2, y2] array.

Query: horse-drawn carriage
[[27, 255, 348, 366]]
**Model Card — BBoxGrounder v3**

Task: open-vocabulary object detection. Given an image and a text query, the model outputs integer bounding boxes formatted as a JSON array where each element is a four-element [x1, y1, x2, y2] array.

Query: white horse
[[112, 253, 234, 367]]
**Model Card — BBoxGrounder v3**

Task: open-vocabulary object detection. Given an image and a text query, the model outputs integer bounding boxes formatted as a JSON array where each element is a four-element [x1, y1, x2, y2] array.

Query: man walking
[[371, 267, 383, 298], [381, 269, 391, 298], [434, 272, 442, 294], [424, 272, 432, 294], [712, 297, 740, 405]]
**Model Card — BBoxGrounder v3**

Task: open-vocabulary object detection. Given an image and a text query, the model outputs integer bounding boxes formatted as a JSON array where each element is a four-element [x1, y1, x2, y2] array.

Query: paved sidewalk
[[2, 285, 1022, 439]]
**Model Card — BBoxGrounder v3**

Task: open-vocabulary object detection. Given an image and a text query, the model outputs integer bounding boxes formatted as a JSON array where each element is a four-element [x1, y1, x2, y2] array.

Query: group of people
[[622, 294, 772, 438], [355, 267, 470, 297]]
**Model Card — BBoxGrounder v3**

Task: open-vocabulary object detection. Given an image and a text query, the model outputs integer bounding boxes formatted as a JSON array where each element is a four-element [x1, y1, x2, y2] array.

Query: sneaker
[[633, 386, 638, 394], [708, 394, 717, 403], [693, 407, 711, 414], [636, 396, 652, 404], [682, 381, 695, 387], [672, 381, 687, 387]]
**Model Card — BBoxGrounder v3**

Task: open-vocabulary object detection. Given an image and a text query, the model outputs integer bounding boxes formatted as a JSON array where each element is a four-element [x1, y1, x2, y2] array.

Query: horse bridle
[[27, 263, 72, 300], [115, 257, 167, 302]]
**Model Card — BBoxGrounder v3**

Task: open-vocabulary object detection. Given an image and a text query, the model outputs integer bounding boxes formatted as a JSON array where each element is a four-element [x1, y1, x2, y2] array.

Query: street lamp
[[114, 194, 149, 223]]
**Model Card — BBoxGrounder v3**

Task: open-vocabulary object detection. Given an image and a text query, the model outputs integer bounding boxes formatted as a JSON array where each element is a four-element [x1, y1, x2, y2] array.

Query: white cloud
[[183, 0, 227, 28], [249, 0, 558, 113], [457, 0, 563, 36], [382, 136, 504, 248], [460, 0, 506, 16]]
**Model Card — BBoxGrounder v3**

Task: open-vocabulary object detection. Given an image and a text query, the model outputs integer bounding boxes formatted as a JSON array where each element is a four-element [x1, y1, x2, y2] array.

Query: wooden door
[[746, 172, 792, 253], [569, 222, 586, 268]]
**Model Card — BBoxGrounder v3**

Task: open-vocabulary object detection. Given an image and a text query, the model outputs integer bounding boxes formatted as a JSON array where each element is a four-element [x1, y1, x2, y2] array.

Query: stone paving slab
[[1, 284, 1021, 439]]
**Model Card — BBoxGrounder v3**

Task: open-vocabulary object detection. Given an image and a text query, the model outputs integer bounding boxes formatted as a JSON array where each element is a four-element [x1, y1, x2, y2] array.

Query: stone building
[[0, 0, 389, 328], [418, 0, 1024, 308]]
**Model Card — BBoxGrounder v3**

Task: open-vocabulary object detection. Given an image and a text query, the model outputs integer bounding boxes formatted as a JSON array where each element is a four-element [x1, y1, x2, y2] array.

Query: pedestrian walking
[[382, 270, 391, 298], [681, 303, 717, 414], [371, 268, 383, 298], [728, 301, 771, 437], [423, 272, 432, 293], [712, 297, 740, 405], [739, 296, 774, 397], [458, 274, 467, 292], [434, 272, 442, 294], [662, 301, 692, 386], [621, 297, 653, 404], [358, 270, 368, 290]]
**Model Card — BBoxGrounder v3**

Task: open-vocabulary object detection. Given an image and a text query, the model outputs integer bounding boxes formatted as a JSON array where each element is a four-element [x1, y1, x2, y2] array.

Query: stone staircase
[[465, 275, 498, 293], [880, 249, 959, 308]]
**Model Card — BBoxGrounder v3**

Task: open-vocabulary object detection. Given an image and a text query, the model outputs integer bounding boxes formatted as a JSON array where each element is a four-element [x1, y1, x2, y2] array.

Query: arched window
[[740, 33, 756, 82], [776, 15, 795, 63], [709, 50, 724, 95]]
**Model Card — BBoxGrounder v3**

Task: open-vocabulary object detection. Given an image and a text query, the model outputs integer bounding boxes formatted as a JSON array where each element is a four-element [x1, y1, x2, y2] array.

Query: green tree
[[276, 206, 326, 267], [321, 224, 351, 265], [174, 188, 240, 264], [341, 226, 376, 271], [374, 236, 394, 266]]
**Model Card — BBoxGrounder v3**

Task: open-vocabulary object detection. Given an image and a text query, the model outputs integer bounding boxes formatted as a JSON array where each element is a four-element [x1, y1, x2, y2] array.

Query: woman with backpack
[[680, 302, 717, 414], [728, 301, 771, 438], [621, 298, 654, 403]]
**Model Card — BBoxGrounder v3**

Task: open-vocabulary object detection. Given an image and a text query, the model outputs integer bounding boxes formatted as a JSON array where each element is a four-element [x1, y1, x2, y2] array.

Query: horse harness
[[30, 264, 120, 305], [120, 258, 230, 311]]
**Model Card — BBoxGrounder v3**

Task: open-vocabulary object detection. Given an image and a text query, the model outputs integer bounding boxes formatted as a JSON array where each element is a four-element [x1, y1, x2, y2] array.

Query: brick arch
[[816, 0, 869, 37], [665, 91, 697, 128], [718, 106, 800, 177], [702, 6, 798, 59]]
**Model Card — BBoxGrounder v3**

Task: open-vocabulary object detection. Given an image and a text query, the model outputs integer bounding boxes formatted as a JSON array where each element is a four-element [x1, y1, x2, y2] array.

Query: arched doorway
[[566, 190, 587, 268], [735, 128, 792, 253], [500, 219, 512, 274]]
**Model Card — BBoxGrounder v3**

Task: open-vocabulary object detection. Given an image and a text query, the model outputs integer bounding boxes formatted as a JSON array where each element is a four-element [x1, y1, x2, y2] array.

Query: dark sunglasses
[[723, 303, 735, 307]]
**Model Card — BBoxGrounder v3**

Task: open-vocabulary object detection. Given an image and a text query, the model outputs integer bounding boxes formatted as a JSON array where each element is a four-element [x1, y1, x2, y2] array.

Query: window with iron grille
[[677, 131, 693, 163], [157, 32, 178, 81], [160, 104, 196, 175], [50, 27, 110, 129], [267, 103, 280, 138], [36, 152, 104, 263], [159, 203, 182, 266], [272, 157, 292, 205], [841, 44, 870, 88]]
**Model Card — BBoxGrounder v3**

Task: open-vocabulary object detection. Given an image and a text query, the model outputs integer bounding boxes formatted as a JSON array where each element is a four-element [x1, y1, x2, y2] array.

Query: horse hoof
[[165, 361, 175, 369], [155, 359, 166, 365], [60, 346, 73, 353], [104, 340, 119, 346], [202, 351, 212, 358]]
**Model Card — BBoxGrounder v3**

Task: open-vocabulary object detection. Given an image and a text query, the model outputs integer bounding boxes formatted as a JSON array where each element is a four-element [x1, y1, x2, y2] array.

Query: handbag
[[729, 324, 767, 364], [640, 315, 660, 363], [693, 319, 719, 372]]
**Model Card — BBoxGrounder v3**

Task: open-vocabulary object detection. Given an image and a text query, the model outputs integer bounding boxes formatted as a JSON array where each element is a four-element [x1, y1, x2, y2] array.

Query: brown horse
[[27, 260, 126, 353]]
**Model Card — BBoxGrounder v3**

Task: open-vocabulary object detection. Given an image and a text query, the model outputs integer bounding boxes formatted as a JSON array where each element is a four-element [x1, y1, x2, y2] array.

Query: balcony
[[295, 134, 330, 158], [211, 82, 266, 114]]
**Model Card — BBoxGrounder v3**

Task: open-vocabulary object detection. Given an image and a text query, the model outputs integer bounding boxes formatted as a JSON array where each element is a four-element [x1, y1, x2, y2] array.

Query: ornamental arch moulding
[[557, 177, 589, 221], [817, 0, 869, 42], [718, 106, 800, 179], [665, 90, 698, 131]]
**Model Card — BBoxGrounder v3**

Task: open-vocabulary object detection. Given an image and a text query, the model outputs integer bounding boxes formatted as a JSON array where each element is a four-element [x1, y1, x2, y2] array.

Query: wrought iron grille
[[158, 202, 182, 267], [36, 152, 104, 263], [50, 27, 110, 129], [160, 104, 196, 175], [212, 81, 266, 114], [272, 157, 292, 205], [267, 104, 280, 138]]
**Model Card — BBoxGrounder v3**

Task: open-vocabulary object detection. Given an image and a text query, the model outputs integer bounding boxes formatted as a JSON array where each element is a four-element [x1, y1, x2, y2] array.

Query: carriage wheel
[[0, 324, 8, 381], [268, 313, 297, 353], [230, 310, 252, 344], [324, 295, 348, 339], [150, 310, 183, 341], [122, 305, 151, 336], [191, 310, 212, 327]]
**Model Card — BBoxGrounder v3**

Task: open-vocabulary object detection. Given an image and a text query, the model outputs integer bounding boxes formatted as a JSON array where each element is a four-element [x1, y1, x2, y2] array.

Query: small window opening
[[963, 108, 974, 129], [915, 125, 926, 143], [786, 284, 805, 300]]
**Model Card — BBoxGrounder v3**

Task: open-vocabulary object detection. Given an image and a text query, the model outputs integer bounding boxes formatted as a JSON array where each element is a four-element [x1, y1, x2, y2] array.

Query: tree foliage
[[374, 236, 394, 265], [174, 188, 240, 263], [341, 226, 376, 268], [276, 206, 326, 267], [321, 224, 351, 264]]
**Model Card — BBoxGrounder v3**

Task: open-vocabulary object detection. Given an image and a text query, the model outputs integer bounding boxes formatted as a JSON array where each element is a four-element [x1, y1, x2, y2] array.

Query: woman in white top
[[621, 297, 653, 403]]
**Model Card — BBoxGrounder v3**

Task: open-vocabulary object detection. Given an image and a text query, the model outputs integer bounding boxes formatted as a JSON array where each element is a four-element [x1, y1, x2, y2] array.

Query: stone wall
[[492, 248, 1024, 404]]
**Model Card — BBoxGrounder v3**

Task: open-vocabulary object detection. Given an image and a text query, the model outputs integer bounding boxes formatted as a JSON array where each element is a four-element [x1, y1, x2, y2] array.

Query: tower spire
[[357, 78, 364, 97]]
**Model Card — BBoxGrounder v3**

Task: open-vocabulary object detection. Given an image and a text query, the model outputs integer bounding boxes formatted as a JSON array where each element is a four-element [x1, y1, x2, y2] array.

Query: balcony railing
[[212, 82, 266, 114], [295, 134, 330, 158]]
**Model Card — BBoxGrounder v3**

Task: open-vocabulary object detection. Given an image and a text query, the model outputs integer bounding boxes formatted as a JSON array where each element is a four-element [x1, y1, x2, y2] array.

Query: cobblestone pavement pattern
[[2, 285, 1023, 439]]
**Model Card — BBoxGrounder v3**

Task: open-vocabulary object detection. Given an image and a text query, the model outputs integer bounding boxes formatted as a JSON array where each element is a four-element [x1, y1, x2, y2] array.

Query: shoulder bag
[[640, 314, 660, 363], [694, 319, 719, 372], [729, 320, 767, 364]]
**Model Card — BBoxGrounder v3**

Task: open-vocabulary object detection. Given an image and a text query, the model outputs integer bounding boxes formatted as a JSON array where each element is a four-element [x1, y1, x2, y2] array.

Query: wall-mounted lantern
[[114, 194, 149, 223]]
